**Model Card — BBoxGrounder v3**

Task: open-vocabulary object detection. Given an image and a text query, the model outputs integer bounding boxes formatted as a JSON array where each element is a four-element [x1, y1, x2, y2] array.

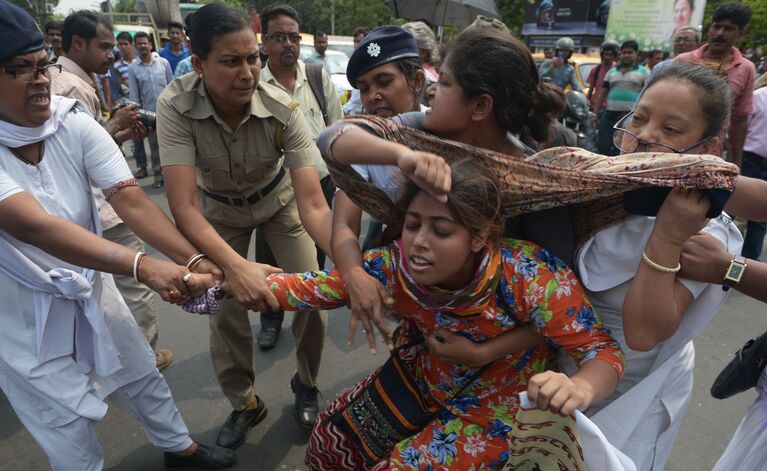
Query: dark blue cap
[[0, 0, 45, 64], [347, 26, 419, 88]]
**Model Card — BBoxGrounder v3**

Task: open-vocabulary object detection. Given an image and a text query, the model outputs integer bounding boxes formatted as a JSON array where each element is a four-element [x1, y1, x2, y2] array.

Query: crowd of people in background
[[0, 0, 766, 470]]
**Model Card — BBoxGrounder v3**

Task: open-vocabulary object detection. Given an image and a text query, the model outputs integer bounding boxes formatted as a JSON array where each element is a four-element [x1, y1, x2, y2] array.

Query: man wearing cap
[[157, 3, 332, 446], [255, 3, 342, 350], [0, 1, 235, 468]]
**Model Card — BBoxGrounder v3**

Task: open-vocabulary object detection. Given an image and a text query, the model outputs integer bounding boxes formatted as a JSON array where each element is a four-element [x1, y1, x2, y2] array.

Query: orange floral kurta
[[267, 238, 624, 470]]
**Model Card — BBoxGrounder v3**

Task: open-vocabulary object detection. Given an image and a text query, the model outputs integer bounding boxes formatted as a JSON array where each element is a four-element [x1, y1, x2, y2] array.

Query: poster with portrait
[[523, 0, 609, 36], [605, 0, 706, 52]]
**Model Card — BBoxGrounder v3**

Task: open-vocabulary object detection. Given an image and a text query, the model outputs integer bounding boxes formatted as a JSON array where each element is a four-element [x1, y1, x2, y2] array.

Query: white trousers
[[5, 369, 192, 471]]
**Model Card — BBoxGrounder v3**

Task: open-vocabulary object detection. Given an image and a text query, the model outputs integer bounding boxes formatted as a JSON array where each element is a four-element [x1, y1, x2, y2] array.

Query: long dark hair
[[443, 28, 563, 144], [397, 159, 503, 244]]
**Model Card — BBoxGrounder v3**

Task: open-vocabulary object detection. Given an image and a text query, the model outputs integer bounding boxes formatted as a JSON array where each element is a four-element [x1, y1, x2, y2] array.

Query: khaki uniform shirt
[[261, 60, 342, 180], [157, 73, 320, 200]]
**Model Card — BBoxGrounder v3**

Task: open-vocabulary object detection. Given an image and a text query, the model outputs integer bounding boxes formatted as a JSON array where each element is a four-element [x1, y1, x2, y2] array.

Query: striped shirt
[[51, 56, 124, 230], [603, 65, 650, 112]]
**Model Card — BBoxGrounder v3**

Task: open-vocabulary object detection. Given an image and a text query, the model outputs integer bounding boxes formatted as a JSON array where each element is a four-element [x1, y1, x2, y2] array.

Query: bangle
[[133, 251, 147, 282], [185, 253, 207, 272], [641, 250, 681, 274]]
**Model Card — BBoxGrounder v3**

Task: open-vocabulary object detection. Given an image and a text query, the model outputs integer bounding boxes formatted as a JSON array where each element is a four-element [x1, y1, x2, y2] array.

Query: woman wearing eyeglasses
[[557, 63, 748, 470], [0, 2, 235, 468]]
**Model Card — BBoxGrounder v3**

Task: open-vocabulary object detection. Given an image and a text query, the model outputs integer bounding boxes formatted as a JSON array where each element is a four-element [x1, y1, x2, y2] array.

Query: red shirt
[[675, 44, 756, 156], [675, 44, 755, 117], [587, 61, 614, 110]]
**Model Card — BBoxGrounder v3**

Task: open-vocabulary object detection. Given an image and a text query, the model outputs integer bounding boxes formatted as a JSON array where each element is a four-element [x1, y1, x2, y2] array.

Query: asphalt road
[[1, 175, 764, 471]]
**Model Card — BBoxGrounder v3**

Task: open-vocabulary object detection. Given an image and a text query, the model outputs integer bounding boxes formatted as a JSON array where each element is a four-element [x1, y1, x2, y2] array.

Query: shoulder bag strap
[[305, 63, 328, 123]]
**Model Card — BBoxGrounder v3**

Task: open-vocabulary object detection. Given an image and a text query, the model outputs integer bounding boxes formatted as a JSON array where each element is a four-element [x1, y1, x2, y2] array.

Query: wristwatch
[[722, 255, 748, 290]]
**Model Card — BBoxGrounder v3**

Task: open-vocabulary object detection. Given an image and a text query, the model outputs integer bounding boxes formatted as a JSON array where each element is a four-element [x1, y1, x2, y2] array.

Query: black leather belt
[[202, 166, 286, 207]]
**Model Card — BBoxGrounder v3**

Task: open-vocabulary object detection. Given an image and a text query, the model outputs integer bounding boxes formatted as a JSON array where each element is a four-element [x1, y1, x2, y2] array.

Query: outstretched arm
[[0, 190, 211, 303], [331, 191, 394, 353], [680, 231, 767, 303], [317, 121, 451, 202]]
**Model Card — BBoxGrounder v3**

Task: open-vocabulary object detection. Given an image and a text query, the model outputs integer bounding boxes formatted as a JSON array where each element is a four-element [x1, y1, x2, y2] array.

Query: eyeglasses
[[1, 63, 61, 83], [264, 32, 301, 44], [612, 111, 712, 154]]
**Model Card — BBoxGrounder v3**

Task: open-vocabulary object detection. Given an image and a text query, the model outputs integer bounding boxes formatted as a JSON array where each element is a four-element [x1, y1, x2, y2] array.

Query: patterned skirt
[[305, 366, 391, 470]]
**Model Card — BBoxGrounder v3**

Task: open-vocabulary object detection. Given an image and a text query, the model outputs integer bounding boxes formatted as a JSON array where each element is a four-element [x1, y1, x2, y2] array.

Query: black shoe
[[257, 325, 281, 351], [215, 399, 268, 450], [133, 167, 148, 179], [290, 373, 319, 430], [164, 442, 236, 469]]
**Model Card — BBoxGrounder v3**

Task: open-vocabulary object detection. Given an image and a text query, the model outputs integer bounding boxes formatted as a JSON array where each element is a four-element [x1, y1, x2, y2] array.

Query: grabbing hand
[[679, 232, 731, 284], [110, 104, 140, 131], [527, 371, 594, 416], [193, 257, 225, 284], [396, 148, 451, 203], [426, 329, 485, 366], [344, 266, 395, 354], [219, 260, 282, 312], [139, 257, 215, 304], [114, 122, 148, 144], [654, 188, 710, 247]]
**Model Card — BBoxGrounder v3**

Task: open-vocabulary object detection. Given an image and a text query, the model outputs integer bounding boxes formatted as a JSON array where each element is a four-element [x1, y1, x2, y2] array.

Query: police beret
[[0, 0, 45, 64], [347, 26, 419, 88]]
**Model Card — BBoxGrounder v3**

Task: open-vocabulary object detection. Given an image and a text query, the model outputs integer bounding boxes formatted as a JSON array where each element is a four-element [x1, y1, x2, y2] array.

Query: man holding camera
[[539, 36, 582, 91], [52, 11, 173, 370], [128, 31, 173, 189]]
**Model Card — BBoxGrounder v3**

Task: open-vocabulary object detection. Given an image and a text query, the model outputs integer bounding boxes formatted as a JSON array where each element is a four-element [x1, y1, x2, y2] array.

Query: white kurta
[[561, 214, 743, 470], [0, 107, 155, 428], [713, 366, 767, 471]]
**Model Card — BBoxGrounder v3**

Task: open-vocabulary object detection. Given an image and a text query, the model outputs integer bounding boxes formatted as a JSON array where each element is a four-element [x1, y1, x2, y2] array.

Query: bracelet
[[641, 250, 681, 274], [133, 251, 147, 282], [185, 253, 207, 272], [103, 179, 139, 201]]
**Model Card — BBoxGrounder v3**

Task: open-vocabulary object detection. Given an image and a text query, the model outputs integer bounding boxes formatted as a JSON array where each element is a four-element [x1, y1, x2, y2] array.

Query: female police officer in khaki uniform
[[156, 4, 333, 449]]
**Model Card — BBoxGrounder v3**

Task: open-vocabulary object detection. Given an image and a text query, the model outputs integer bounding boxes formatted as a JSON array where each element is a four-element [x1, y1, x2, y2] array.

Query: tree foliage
[[246, 0, 399, 35], [9, 0, 60, 23]]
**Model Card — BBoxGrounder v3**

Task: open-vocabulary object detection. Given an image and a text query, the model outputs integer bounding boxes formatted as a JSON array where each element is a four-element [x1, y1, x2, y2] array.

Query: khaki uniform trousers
[[204, 177, 327, 410], [103, 223, 159, 349]]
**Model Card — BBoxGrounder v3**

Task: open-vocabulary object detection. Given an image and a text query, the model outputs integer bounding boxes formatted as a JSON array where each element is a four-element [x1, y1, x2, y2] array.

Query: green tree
[[9, 0, 60, 24], [113, 0, 136, 13], [246, 0, 397, 35], [497, 0, 526, 35]]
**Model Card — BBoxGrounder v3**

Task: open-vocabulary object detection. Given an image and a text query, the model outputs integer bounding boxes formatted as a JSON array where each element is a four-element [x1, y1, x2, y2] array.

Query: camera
[[113, 98, 157, 129]]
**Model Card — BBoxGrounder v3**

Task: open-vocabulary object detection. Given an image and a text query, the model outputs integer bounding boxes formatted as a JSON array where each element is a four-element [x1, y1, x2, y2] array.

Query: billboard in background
[[522, 0, 609, 36], [605, 0, 705, 52]]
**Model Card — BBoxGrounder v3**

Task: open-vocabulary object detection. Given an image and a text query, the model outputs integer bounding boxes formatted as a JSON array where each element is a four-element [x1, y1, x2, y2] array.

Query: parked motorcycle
[[562, 90, 596, 150]]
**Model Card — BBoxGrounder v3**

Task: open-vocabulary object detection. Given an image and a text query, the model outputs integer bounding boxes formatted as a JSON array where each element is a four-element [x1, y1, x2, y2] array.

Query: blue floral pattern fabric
[[268, 238, 624, 470]]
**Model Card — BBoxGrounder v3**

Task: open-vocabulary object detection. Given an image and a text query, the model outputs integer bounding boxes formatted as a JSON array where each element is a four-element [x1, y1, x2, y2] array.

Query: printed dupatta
[[324, 115, 739, 245], [391, 239, 501, 316]]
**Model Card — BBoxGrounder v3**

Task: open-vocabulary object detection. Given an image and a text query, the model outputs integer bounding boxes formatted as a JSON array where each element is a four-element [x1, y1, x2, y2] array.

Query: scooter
[[562, 90, 595, 150]]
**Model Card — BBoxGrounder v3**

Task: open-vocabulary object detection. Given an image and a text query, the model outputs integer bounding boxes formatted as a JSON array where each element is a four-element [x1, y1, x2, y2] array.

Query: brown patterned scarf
[[325, 115, 739, 246]]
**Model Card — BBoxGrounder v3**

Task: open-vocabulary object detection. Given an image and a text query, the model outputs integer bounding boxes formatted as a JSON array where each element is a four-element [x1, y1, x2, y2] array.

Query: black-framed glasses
[[612, 111, 712, 154], [1, 63, 61, 83], [264, 32, 301, 44]]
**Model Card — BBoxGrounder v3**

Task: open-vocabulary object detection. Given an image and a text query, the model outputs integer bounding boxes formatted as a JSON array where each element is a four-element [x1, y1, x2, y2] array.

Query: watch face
[[727, 262, 745, 283]]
